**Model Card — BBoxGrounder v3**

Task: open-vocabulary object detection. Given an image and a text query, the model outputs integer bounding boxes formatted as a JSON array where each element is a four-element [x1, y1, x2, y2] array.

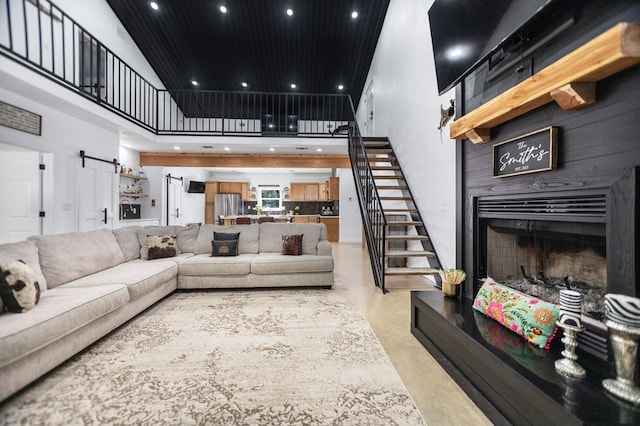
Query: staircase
[[348, 131, 442, 292]]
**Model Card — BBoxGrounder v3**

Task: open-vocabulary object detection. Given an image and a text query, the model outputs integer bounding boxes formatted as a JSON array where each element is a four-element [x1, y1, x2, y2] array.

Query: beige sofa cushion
[[59, 261, 178, 301], [193, 224, 260, 255], [28, 229, 124, 289], [179, 254, 254, 276], [258, 223, 322, 255], [0, 284, 129, 368], [113, 226, 142, 262], [0, 240, 47, 291], [251, 254, 334, 274]]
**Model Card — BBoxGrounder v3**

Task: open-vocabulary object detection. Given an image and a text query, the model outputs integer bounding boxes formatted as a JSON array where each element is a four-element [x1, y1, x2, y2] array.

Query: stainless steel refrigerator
[[214, 194, 242, 223]]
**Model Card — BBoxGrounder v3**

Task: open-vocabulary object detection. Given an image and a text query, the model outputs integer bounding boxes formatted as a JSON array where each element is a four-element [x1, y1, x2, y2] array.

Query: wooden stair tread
[[385, 267, 440, 276], [386, 250, 435, 258], [380, 196, 412, 200], [386, 220, 422, 226], [377, 185, 408, 190], [373, 175, 405, 180], [370, 166, 400, 170], [384, 209, 417, 213], [384, 235, 430, 241]]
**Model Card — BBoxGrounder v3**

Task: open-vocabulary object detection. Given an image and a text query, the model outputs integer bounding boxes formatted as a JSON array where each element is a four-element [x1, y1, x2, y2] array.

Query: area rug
[[1, 288, 426, 425]]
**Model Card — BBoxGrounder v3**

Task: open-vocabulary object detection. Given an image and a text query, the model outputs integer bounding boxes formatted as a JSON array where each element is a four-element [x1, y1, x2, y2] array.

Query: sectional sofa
[[0, 222, 333, 402]]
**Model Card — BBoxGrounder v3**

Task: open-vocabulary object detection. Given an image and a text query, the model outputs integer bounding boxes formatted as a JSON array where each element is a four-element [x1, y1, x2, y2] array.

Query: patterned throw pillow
[[473, 277, 560, 349], [282, 234, 303, 256], [146, 235, 177, 260], [0, 260, 41, 313], [211, 240, 239, 257]]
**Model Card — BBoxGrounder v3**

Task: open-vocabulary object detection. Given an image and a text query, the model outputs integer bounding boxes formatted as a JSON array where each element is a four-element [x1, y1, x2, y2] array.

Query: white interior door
[[167, 176, 183, 226], [0, 151, 41, 243], [365, 81, 374, 137], [78, 160, 116, 231]]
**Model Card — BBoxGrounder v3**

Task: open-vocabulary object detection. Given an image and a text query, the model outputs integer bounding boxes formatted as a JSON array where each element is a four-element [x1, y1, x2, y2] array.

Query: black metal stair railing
[[346, 101, 387, 292]]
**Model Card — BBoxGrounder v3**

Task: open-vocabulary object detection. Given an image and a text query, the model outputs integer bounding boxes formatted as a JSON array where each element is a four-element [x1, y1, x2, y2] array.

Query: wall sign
[[493, 126, 557, 178], [0, 101, 42, 136]]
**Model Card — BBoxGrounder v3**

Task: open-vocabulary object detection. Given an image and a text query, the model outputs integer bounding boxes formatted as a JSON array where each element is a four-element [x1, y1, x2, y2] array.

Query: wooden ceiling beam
[[140, 152, 351, 168]]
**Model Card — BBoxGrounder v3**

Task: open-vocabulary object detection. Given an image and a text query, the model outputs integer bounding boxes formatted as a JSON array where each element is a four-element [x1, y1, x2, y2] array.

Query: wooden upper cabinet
[[205, 181, 218, 203], [290, 183, 306, 201], [218, 182, 244, 194], [328, 177, 339, 201], [305, 183, 319, 201], [241, 183, 251, 201], [319, 182, 328, 201]]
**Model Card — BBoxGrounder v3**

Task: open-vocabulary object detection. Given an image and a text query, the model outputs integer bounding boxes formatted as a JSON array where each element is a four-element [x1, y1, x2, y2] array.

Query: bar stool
[[258, 216, 275, 224], [235, 217, 252, 225]]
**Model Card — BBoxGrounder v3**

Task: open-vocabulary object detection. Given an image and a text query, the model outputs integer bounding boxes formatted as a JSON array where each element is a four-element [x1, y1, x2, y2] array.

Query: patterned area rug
[[1, 288, 425, 425]]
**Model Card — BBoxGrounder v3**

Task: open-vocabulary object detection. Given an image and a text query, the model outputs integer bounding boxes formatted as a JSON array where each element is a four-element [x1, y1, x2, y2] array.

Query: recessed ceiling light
[[224, 147, 230, 151], [338, 84, 344, 90], [219, 5, 227, 13], [150, 2, 159, 11], [290, 83, 297, 89], [316, 148, 323, 152], [173, 146, 181, 150], [241, 81, 248, 88], [269, 147, 275, 152], [286, 8, 293, 16], [191, 80, 198, 86], [351, 11, 358, 19]]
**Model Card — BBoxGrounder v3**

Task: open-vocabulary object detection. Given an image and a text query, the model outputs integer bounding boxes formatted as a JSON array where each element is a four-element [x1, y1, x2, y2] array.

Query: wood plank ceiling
[[106, 0, 390, 107]]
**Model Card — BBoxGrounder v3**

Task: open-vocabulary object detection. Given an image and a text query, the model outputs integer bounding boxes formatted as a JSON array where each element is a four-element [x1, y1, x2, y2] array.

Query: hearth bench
[[411, 291, 640, 425]]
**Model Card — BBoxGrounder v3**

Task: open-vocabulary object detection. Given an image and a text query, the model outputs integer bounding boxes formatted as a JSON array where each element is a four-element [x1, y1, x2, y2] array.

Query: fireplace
[[475, 190, 613, 360]]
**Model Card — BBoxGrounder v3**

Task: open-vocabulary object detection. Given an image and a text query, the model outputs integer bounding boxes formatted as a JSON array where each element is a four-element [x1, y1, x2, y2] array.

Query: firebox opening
[[482, 219, 607, 321]]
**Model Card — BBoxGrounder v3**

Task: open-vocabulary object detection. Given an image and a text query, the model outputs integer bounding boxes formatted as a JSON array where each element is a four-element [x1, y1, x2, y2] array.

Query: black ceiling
[[106, 0, 390, 106]]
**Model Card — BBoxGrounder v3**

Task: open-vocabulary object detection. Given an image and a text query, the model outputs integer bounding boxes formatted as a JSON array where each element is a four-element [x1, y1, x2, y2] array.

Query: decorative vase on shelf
[[442, 281, 461, 297], [602, 293, 640, 405]]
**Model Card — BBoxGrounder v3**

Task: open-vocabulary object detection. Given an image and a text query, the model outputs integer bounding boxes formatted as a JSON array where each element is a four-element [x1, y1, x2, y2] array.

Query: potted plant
[[252, 204, 263, 215], [294, 206, 301, 215], [439, 268, 466, 297]]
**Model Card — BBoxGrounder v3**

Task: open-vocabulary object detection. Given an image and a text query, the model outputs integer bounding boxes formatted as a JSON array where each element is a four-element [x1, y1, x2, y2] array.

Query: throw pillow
[[0, 260, 42, 313], [214, 231, 241, 241], [282, 234, 303, 256], [146, 235, 177, 260], [211, 240, 239, 257], [473, 277, 560, 349]]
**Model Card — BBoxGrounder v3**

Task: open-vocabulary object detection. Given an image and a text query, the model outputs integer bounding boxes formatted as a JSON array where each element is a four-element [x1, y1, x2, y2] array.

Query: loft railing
[[347, 98, 387, 292], [156, 90, 351, 136], [0, 0, 351, 137]]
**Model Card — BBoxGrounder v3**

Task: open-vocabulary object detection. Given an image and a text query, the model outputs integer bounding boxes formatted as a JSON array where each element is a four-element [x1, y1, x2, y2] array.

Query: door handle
[[176, 208, 179, 219], [103, 208, 108, 224]]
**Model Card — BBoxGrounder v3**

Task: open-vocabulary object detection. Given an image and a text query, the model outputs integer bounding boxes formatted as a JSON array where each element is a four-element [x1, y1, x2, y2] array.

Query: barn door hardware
[[79, 150, 119, 173]]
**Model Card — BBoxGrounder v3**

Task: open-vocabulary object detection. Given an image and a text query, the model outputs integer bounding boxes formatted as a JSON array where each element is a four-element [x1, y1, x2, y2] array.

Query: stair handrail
[[346, 98, 387, 292]]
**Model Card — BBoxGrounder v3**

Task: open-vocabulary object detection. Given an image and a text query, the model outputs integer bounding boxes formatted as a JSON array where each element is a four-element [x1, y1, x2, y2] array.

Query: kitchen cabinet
[[290, 183, 320, 201], [320, 216, 339, 242], [292, 215, 319, 223], [305, 183, 319, 201], [204, 181, 218, 224], [290, 183, 306, 201], [218, 182, 244, 194], [328, 177, 340, 201], [241, 183, 252, 201], [319, 182, 328, 201]]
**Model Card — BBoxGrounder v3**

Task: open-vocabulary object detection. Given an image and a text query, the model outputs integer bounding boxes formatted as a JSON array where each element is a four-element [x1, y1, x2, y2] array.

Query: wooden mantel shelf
[[450, 22, 640, 143]]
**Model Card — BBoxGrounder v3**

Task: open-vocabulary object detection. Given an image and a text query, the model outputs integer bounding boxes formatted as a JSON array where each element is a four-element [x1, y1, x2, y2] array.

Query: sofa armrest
[[317, 240, 332, 256]]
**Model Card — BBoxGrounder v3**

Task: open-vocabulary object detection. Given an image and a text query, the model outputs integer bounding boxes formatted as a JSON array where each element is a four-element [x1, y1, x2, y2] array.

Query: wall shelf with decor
[[450, 22, 640, 143]]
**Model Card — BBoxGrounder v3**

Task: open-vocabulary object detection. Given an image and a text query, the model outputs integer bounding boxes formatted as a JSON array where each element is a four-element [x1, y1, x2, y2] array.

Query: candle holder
[[554, 322, 586, 378], [602, 319, 640, 405]]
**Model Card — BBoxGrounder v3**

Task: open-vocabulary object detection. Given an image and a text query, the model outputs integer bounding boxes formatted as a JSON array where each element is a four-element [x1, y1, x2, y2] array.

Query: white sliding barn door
[[77, 160, 117, 231], [167, 175, 183, 226], [0, 151, 41, 243]]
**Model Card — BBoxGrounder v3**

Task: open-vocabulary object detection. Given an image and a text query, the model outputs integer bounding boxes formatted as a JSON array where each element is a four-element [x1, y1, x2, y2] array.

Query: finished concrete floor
[[332, 242, 492, 426]]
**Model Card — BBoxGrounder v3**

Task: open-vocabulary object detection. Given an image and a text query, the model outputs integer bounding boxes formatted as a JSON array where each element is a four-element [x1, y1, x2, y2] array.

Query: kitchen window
[[259, 187, 281, 210]]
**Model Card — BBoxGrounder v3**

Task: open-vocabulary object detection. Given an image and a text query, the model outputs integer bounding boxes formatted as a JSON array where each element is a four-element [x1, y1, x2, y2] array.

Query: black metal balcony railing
[[0, 0, 351, 137]]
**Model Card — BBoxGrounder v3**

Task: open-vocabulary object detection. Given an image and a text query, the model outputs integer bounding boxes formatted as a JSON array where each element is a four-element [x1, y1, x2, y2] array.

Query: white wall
[[356, 0, 457, 267], [337, 169, 362, 243]]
